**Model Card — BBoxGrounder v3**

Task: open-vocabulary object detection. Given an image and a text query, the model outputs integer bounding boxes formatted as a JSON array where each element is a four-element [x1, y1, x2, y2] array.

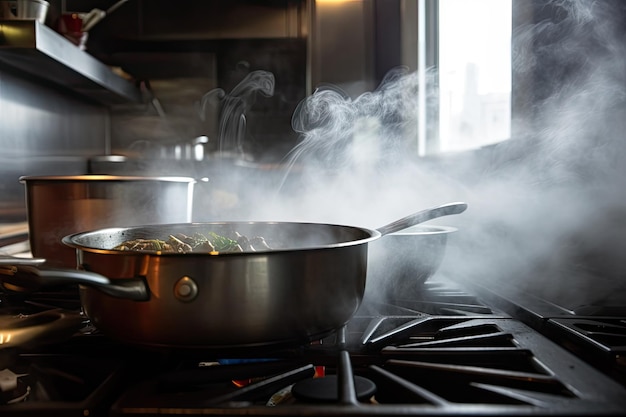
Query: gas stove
[[1, 273, 625, 416], [466, 277, 626, 390]]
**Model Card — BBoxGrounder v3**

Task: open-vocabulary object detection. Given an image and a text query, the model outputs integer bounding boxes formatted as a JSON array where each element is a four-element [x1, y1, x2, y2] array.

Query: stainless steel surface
[[73, 0, 129, 33], [0, 221, 28, 246], [0, 203, 465, 348], [61, 221, 376, 348], [0, 19, 141, 105], [0, 308, 83, 350], [367, 225, 457, 301], [16, 0, 48, 23], [0, 55, 109, 221], [21, 175, 196, 268], [83, 1, 307, 159], [93, 1, 305, 42], [309, 0, 376, 96], [0, 254, 44, 265], [0, 0, 49, 23], [0, 238, 29, 255], [375, 202, 467, 235], [366, 201, 467, 294], [2, 271, 626, 415], [0, 261, 149, 300], [0, 1, 12, 20]]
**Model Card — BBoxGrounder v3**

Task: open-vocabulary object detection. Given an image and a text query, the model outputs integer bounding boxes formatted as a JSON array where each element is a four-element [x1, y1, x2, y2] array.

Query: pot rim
[[19, 175, 196, 183]]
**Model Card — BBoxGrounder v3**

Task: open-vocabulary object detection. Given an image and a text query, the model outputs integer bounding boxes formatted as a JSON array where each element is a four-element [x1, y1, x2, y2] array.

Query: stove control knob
[[174, 276, 198, 302]]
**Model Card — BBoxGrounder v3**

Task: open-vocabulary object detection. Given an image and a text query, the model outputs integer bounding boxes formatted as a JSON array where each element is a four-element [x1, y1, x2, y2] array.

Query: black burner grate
[[1, 279, 626, 416], [545, 317, 626, 385], [464, 278, 626, 388], [359, 280, 499, 317], [102, 317, 626, 415]]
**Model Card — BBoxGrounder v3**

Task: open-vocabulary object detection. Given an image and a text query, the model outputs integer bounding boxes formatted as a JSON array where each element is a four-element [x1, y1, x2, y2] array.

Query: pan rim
[[61, 221, 382, 256]]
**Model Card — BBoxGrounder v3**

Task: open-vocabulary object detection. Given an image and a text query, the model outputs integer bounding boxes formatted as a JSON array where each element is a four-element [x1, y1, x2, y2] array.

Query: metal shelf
[[0, 19, 142, 105]]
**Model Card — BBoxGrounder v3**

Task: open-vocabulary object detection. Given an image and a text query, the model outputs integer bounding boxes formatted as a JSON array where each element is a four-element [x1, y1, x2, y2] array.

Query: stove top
[[466, 278, 626, 389], [1, 278, 625, 416]]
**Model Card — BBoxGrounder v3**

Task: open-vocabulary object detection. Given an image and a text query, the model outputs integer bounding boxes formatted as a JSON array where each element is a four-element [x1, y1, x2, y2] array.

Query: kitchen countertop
[[0, 222, 29, 252]]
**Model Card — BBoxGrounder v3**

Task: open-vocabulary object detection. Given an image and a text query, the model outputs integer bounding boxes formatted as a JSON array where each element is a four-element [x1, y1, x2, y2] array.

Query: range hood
[[0, 19, 141, 105]]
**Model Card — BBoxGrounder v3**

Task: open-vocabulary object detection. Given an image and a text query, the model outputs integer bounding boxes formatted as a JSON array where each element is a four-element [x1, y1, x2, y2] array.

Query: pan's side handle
[[0, 263, 149, 301]]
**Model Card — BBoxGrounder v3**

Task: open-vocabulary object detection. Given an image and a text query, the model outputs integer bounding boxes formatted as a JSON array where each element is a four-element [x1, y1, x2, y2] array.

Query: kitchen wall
[[85, 0, 309, 163], [0, 63, 109, 222], [0, 0, 412, 223], [80, 0, 404, 164]]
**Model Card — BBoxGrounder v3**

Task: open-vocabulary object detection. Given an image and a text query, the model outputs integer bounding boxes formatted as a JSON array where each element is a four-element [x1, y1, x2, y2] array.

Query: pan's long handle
[[376, 202, 468, 236], [0, 257, 149, 301]]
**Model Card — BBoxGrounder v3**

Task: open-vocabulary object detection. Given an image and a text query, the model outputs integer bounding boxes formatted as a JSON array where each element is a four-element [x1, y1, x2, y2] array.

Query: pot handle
[[0, 257, 149, 301], [376, 202, 468, 236]]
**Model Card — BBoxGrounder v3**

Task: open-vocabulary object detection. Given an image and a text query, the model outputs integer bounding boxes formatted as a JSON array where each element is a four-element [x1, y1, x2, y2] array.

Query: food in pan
[[112, 231, 272, 253]]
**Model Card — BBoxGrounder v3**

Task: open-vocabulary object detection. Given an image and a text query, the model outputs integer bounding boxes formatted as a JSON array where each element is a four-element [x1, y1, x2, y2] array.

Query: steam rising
[[112, 1, 626, 309], [258, 0, 626, 308], [199, 70, 275, 155], [439, 0, 626, 307], [288, 68, 421, 171]]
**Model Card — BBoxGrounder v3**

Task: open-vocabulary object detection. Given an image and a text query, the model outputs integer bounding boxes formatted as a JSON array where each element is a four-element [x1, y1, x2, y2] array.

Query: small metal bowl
[[366, 225, 457, 300]]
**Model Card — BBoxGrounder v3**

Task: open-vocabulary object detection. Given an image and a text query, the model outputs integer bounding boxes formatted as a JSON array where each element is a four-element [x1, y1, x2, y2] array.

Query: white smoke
[[241, 0, 626, 308], [109, 1, 626, 309], [436, 0, 626, 307]]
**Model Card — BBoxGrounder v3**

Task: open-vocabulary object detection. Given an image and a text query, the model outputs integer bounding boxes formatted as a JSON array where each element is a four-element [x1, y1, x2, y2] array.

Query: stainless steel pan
[[0, 202, 467, 349]]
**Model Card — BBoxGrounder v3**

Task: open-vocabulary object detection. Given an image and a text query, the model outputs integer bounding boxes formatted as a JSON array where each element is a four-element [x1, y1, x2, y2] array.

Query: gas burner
[[291, 374, 376, 403], [0, 309, 84, 350], [0, 276, 625, 415], [0, 286, 81, 313], [99, 316, 626, 415], [0, 369, 30, 404]]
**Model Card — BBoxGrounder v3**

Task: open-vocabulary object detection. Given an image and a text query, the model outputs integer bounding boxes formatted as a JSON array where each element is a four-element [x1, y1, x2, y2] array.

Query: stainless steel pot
[[20, 175, 196, 268], [367, 225, 457, 301], [1, 202, 467, 349], [0, 0, 49, 23]]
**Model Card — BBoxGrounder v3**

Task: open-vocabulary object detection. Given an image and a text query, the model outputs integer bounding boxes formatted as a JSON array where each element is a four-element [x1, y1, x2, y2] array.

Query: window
[[421, 0, 512, 154]]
